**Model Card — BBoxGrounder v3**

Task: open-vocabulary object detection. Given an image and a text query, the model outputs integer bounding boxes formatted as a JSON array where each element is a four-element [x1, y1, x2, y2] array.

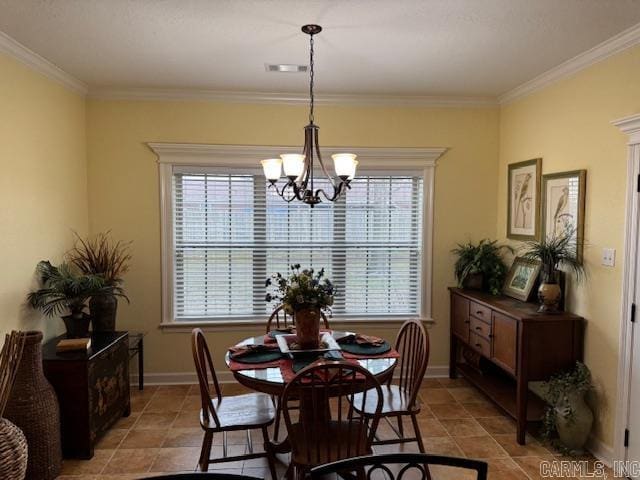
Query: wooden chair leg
[[397, 415, 404, 437], [410, 412, 425, 452], [410, 413, 432, 480], [262, 425, 278, 480], [199, 430, 213, 472], [273, 395, 282, 441]]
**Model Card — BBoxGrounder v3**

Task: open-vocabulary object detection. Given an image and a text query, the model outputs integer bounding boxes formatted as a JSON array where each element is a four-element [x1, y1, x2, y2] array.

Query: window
[[153, 144, 442, 326]]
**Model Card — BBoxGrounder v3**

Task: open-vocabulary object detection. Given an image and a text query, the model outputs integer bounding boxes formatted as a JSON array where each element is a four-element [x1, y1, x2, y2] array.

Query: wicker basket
[[4, 331, 62, 480], [0, 418, 28, 480]]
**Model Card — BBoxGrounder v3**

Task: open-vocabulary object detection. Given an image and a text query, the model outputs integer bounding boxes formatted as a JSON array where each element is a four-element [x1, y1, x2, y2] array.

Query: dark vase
[[4, 331, 62, 480], [463, 272, 483, 290], [62, 312, 91, 338], [90, 294, 118, 332], [538, 270, 562, 313], [294, 308, 321, 349]]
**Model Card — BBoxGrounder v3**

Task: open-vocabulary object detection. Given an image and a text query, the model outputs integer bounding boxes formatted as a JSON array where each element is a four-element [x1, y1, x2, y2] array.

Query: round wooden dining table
[[225, 331, 398, 456], [225, 332, 398, 396]]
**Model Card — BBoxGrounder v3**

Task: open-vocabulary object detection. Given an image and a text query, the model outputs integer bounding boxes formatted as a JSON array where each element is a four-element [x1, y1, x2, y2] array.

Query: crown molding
[[613, 113, 640, 145], [90, 87, 497, 108], [148, 143, 447, 168], [499, 22, 640, 105], [0, 30, 87, 95]]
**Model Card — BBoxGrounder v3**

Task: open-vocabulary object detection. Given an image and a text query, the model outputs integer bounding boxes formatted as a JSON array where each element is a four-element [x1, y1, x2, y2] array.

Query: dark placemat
[[229, 350, 283, 364], [339, 340, 391, 356], [292, 354, 323, 373]]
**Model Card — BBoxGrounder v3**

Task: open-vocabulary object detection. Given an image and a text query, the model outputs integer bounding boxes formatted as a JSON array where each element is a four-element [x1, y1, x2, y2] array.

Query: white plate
[[276, 332, 341, 355]]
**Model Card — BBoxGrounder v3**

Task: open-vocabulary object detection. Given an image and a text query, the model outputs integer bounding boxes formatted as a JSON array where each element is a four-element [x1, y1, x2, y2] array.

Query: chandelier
[[260, 24, 358, 207]]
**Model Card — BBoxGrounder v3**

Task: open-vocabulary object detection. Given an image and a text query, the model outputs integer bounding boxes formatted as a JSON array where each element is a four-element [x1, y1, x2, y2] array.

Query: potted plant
[[452, 239, 513, 295], [532, 362, 593, 454], [521, 230, 585, 313], [27, 261, 106, 338], [265, 264, 335, 349], [67, 232, 131, 332]]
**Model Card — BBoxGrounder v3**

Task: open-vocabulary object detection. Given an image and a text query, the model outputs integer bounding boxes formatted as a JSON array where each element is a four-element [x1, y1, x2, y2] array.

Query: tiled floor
[[56, 378, 611, 479]]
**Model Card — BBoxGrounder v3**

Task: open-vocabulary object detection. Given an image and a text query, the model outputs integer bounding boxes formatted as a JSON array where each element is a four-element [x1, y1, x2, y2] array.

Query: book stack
[[56, 338, 91, 353]]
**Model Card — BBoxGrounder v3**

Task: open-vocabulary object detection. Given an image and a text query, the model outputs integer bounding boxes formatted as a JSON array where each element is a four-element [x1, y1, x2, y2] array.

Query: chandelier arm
[[313, 127, 337, 188], [315, 180, 350, 202], [271, 181, 301, 202]]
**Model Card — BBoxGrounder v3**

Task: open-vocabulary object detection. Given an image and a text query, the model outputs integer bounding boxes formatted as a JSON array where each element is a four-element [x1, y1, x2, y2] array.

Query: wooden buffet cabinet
[[449, 288, 583, 444]]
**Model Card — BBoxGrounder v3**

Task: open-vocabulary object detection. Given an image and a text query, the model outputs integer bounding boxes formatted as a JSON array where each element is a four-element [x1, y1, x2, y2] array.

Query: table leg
[[138, 338, 144, 391]]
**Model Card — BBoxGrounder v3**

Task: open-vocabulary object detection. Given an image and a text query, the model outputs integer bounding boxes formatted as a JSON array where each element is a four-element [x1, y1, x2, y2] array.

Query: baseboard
[[586, 435, 614, 467], [130, 364, 450, 386]]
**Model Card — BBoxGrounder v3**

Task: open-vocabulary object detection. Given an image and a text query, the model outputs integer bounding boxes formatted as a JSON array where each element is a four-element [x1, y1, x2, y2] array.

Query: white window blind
[[172, 169, 423, 321]]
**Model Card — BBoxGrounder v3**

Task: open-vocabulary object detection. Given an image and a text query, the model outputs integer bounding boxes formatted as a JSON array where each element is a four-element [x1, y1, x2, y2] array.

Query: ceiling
[[0, 0, 639, 97]]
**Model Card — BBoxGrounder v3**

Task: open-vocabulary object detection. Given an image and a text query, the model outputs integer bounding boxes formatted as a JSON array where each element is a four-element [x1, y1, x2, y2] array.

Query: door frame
[[613, 113, 640, 462]]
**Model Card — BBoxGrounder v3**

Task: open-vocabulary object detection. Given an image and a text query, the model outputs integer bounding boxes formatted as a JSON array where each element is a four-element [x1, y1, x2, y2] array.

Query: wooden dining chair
[[352, 319, 430, 451], [191, 329, 278, 478], [266, 304, 330, 333], [309, 453, 488, 480], [280, 361, 383, 480]]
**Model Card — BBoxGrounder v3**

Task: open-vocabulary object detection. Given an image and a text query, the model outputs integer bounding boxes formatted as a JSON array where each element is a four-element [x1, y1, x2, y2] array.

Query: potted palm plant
[[452, 239, 513, 295], [67, 232, 131, 332], [265, 265, 335, 349], [27, 261, 107, 338], [521, 230, 585, 312]]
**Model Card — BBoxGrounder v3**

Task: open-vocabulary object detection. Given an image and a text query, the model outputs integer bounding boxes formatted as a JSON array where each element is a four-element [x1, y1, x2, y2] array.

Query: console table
[[449, 288, 583, 444], [43, 331, 131, 458]]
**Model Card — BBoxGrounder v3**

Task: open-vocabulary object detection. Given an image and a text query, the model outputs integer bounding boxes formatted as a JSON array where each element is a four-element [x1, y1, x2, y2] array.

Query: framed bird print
[[507, 158, 542, 240], [541, 170, 586, 263]]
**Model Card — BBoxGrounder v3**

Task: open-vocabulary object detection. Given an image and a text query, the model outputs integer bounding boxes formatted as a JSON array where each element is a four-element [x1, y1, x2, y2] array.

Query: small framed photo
[[541, 170, 586, 263], [503, 257, 541, 302], [507, 158, 542, 240]]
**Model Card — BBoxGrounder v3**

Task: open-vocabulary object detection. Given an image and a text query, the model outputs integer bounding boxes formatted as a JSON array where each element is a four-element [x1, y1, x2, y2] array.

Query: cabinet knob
[[475, 343, 481, 348], [476, 310, 483, 315], [475, 326, 482, 331]]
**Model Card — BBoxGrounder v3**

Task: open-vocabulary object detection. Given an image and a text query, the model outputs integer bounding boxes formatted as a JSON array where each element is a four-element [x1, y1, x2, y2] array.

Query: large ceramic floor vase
[[4, 331, 62, 480], [295, 308, 321, 349]]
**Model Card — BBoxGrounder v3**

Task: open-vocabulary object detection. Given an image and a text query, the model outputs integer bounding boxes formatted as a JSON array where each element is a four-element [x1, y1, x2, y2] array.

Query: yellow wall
[[86, 100, 499, 374], [497, 45, 640, 448], [0, 52, 88, 339]]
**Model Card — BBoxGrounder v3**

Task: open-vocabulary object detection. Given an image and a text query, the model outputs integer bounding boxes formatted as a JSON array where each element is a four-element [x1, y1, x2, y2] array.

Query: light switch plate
[[602, 248, 616, 267]]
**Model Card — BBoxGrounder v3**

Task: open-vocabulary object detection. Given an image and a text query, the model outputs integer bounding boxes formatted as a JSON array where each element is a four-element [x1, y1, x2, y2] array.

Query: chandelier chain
[[309, 33, 315, 124]]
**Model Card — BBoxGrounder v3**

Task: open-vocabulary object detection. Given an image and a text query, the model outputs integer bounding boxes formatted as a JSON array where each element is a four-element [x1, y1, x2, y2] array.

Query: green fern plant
[[452, 239, 513, 295], [27, 261, 109, 318]]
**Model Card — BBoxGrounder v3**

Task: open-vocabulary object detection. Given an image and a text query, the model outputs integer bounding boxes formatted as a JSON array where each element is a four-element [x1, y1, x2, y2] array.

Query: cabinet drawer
[[469, 332, 490, 357], [470, 316, 491, 339], [469, 301, 492, 323]]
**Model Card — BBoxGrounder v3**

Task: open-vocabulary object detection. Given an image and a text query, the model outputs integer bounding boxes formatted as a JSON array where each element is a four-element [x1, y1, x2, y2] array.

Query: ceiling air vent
[[265, 64, 308, 73]]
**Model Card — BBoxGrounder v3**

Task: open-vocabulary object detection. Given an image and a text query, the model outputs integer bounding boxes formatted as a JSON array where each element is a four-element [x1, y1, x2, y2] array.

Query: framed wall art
[[541, 169, 586, 263], [507, 158, 542, 240], [503, 256, 541, 302]]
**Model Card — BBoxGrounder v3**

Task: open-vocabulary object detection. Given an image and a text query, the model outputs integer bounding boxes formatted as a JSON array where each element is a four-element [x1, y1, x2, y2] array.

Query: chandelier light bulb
[[261, 158, 282, 181], [281, 154, 305, 178], [332, 153, 358, 179]]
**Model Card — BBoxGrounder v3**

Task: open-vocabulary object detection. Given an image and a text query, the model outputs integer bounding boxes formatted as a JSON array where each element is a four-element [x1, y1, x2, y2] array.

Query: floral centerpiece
[[265, 264, 335, 349]]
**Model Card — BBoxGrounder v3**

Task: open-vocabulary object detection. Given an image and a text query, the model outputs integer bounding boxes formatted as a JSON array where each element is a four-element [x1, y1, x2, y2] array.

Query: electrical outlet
[[602, 248, 616, 267]]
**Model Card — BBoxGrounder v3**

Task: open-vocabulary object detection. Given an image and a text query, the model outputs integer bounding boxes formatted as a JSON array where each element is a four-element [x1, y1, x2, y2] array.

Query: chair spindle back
[[395, 319, 430, 409], [191, 328, 223, 428], [281, 361, 383, 467]]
